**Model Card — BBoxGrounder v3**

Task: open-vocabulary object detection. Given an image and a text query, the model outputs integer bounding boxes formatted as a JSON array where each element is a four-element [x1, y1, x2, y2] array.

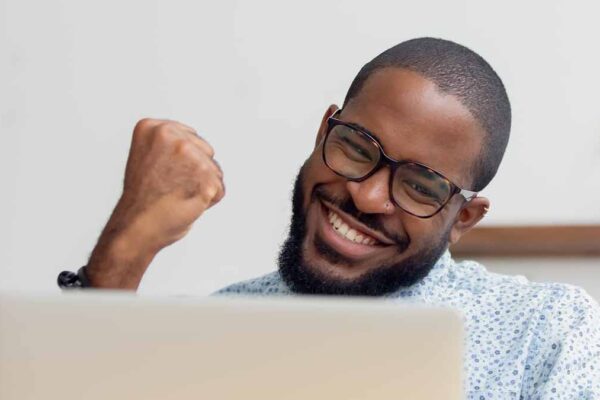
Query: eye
[[340, 136, 374, 162], [405, 182, 443, 205], [409, 182, 434, 196]]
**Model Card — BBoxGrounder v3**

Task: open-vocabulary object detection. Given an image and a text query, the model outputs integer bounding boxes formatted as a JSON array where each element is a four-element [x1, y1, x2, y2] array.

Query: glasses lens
[[324, 124, 380, 179], [392, 163, 452, 217]]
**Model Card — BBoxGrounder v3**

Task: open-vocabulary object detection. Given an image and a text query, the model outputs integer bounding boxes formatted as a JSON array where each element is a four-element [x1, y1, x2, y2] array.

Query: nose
[[346, 167, 395, 215]]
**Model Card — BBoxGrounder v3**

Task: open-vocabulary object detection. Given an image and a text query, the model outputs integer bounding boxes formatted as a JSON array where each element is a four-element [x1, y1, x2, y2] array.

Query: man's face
[[279, 67, 485, 296]]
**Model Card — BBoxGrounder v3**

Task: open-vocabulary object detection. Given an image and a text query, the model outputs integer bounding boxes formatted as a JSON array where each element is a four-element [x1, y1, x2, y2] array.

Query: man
[[61, 38, 600, 398]]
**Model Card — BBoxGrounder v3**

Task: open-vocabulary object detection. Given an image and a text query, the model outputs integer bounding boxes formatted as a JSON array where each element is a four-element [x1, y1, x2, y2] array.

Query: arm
[[81, 118, 225, 290]]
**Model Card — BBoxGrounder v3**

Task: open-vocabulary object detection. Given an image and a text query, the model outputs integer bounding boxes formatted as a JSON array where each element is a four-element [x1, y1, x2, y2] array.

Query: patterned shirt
[[214, 251, 600, 399]]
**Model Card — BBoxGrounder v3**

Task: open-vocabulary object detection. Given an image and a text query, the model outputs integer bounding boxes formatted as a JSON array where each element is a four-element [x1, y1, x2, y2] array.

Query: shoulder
[[444, 257, 600, 321], [537, 283, 600, 332], [212, 271, 292, 296], [447, 257, 589, 300], [448, 257, 530, 292]]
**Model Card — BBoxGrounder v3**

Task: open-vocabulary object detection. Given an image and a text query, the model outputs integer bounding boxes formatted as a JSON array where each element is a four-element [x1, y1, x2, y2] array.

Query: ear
[[314, 104, 340, 148], [448, 196, 490, 245]]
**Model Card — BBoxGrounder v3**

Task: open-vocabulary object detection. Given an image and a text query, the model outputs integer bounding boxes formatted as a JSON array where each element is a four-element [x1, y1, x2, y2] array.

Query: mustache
[[313, 186, 410, 250]]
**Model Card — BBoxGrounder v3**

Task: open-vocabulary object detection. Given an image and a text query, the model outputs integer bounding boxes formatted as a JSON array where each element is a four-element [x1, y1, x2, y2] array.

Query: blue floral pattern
[[215, 251, 600, 399]]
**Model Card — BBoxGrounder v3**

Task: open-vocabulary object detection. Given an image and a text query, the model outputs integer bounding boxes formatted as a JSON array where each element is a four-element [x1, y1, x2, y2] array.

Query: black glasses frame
[[322, 109, 478, 218]]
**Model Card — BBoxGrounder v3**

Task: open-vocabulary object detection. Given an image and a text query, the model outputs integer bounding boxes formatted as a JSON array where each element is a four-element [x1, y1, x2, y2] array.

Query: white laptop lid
[[0, 292, 464, 399]]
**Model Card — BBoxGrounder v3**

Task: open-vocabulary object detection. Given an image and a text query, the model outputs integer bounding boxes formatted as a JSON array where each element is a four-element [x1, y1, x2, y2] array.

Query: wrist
[[86, 219, 160, 290]]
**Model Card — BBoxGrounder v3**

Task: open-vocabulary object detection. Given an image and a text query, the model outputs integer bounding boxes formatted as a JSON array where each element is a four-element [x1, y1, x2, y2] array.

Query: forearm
[[86, 214, 159, 290]]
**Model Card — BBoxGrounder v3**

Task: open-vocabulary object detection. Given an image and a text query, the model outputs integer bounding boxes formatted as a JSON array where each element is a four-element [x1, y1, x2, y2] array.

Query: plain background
[[1, 0, 599, 295]]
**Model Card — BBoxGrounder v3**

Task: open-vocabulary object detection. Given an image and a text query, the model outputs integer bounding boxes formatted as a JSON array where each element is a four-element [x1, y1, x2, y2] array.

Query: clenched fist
[[85, 118, 225, 289]]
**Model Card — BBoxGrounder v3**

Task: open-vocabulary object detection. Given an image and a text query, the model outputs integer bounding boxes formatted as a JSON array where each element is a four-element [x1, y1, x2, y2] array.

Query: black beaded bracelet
[[57, 266, 91, 289]]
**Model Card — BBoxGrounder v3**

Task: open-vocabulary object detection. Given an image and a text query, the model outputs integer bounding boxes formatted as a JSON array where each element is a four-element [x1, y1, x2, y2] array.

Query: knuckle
[[134, 118, 155, 133], [174, 140, 196, 157], [214, 176, 225, 192], [211, 183, 225, 206], [154, 123, 175, 144], [216, 182, 226, 200], [201, 183, 218, 200], [154, 122, 170, 136]]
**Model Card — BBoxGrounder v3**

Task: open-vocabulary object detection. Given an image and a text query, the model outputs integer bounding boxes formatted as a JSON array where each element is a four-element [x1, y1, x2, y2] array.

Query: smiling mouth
[[315, 199, 397, 261], [327, 209, 380, 245]]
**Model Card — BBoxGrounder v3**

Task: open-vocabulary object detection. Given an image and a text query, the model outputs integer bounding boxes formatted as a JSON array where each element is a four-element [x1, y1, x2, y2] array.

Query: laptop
[[0, 291, 464, 399]]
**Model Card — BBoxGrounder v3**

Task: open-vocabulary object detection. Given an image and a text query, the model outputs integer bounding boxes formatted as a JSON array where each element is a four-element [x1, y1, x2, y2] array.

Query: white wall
[[1, 0, 599, 296]]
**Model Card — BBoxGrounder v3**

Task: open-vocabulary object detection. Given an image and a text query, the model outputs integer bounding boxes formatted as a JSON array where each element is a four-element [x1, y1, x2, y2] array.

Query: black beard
[[277, 166, 450, 296]]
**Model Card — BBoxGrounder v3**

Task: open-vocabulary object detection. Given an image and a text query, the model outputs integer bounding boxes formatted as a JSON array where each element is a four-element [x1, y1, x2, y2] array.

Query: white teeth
[[338, 224, 349, 235], [327, 209, 379, 245], [346, 229, 357, 240], [334, 218, 342, 229]]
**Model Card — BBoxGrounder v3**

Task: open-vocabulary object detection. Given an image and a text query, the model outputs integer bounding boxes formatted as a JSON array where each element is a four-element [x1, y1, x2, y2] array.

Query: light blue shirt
[[215, 251, 600, 399]]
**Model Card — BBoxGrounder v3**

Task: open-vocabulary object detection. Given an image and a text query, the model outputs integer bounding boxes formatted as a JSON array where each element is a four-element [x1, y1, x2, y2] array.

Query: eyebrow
[[345, 120, 380, 141], [342, 119, 400, 161]]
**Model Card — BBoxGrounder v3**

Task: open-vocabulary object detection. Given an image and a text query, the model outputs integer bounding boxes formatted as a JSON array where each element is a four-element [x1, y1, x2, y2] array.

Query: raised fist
[[85, 118, 225, 289]]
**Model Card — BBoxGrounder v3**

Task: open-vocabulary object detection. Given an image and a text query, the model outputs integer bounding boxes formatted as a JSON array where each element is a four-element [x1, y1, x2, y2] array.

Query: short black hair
[[343, 37, 511, 192]]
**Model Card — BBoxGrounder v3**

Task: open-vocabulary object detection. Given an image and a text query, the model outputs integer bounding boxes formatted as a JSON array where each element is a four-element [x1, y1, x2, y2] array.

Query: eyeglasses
[[322, 109, 477, 218]]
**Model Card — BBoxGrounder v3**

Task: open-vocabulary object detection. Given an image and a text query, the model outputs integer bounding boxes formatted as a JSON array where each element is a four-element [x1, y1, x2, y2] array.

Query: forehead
[[342, 67, 484, 188]]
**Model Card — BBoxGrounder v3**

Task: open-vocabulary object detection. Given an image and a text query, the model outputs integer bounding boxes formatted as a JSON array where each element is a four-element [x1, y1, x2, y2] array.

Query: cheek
[[300, 150, 345, 205], [410, 194, 463, 238], [303, 143, 329, 178], [401, 213, 449, 250]]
